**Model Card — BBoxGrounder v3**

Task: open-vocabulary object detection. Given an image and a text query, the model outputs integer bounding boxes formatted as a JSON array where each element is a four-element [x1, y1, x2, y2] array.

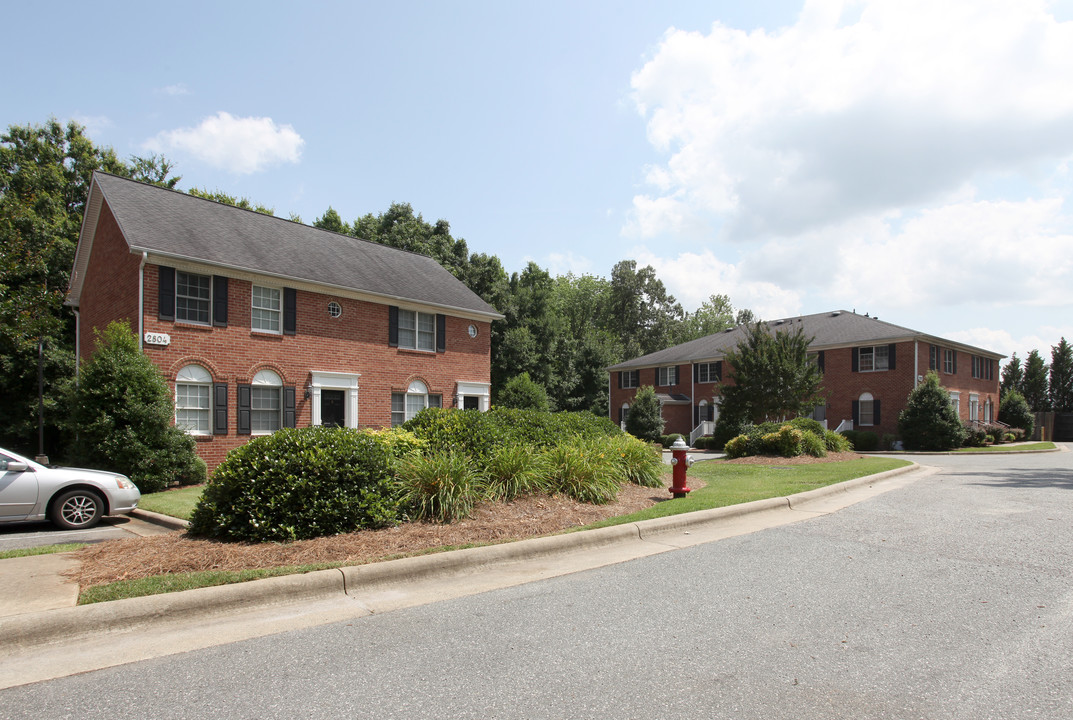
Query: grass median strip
[[954, 442, 1055, 452], [0, 543, 87, 560], [77, 456, 910, 604], [136, 484, 204, 520]]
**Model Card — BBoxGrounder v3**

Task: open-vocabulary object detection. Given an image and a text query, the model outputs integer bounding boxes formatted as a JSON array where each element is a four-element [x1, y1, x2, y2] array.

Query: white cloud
[[73, 114, 112, 137], [543, 251, 594, 276], [628, 0, 1073, 240], [144, 112, 304, 174]]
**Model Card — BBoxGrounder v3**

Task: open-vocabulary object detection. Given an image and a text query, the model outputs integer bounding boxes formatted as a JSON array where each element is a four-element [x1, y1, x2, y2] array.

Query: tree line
[[0, 118, 752, 456], [999, 339, 1073, 413]]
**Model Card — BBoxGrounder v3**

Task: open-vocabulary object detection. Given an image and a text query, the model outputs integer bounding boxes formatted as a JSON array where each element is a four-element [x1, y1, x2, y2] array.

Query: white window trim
[[858, 392, 875, 427], [175, 364, 212, 435], [621, 370, 639, 389], [251, 285, 283, 335], [949, 391, 961, 416], [657, 366, 677, 386], [392, 380, 442, 426], [697, 362, 719, 384], [175, 271, 212, 326], [309, 371, 361, 428], [858, 346, 889, 373], [456, 381, 491, 412]]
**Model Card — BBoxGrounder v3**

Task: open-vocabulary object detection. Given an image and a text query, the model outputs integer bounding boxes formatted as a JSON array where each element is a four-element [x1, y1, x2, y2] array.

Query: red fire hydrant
[[669, 438, 694, 498]]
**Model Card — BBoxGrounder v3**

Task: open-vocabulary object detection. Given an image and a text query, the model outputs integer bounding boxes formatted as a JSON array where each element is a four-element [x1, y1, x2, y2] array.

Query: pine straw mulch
[[68, 451, 866, 590], [69, 472, 704, 589]]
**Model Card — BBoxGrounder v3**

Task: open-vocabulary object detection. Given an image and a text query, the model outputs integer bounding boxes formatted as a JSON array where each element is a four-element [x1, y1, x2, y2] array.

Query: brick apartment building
[[66, 173, 502, 470], [608, 310, 1004, 443]]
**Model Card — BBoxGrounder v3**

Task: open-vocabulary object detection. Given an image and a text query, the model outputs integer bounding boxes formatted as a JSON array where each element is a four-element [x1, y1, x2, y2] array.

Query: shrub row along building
[[67, 173, 501, 470], [607, 310, 1004, 444]]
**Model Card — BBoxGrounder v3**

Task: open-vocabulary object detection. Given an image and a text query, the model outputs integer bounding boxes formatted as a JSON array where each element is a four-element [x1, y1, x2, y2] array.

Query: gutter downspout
[[138, 252, 147, 350], [914, 341, 919, 389], [73, 308, 80, 386]]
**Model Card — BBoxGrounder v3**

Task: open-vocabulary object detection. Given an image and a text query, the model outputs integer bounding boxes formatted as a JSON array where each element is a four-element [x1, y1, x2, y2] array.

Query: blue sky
[[5, 0, 1073, 364]]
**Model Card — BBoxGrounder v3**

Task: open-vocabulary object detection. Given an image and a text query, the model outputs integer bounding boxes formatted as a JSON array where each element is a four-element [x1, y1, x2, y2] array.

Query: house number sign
[[144, 332, 171, 346]]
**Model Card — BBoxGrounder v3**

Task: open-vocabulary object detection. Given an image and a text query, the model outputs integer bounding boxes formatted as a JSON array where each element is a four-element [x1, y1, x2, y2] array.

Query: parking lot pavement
[[0, 514, 171, 553]]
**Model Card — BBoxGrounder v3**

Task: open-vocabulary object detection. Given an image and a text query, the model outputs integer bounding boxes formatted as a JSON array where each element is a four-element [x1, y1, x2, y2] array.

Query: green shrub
[[998, 390, 1034, 438], [363, 427, 427, 459], [982, 423, 1008, 444], [607, 434, 664, 487], [800, 430, 827, 458], [898, 372, 966, 450], [625, 385, 665, 442], [484, 444, 549, 501], [497, 372, 550, 411], [841, 430, 879, 451], [402, 407, 506, 466], [724, 434, 751, 459], [691, 436, 714, 450], [1009, 427, 1026, 441], [710, 415, 747, 450], [962, 424, 988, 447], [786, 417, 826, 437], [66, 321, 205, 493], [188, 427, 400, 542], [761, 426, 803, 457], [396, 449, 484, 523], [479, 408, 620, 450], [881, 433, 898, 451], [544, 438, 622, 504], [660, 434, 685, 448], [823, 430, 853, 452]]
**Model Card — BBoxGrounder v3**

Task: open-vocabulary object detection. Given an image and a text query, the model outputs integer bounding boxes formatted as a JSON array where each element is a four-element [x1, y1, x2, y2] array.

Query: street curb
[[1, 462, 920, 652], [130, 508, 190, 531]]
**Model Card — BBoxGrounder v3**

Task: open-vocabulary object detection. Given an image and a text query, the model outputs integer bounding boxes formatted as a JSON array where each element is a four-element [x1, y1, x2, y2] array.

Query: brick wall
[[79, 200, 493, 471]]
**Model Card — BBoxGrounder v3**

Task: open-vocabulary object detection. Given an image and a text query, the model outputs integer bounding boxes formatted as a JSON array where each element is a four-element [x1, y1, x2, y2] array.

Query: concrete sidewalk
[[0, 462, 924, 690]]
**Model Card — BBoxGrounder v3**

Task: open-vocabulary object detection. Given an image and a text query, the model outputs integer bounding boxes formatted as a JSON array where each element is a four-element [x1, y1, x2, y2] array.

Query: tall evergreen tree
[[1022, 349, 1050, 412], [719, 323, 826, 424], [1049, 338, 1073, 412], [1000, 353, 1024, 397], [898, 372, 966, 450]]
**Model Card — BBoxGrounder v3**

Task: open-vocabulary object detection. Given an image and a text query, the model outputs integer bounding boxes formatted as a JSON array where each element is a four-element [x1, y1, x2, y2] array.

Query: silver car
[[0, 448, 141, 530]]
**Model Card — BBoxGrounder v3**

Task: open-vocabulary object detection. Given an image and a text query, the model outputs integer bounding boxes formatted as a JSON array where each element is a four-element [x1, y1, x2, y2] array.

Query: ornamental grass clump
[[483, 444, 549, 501], [606, 433, 664, 487], [395, 450, 485, 523], [543, 437, 622, 505]]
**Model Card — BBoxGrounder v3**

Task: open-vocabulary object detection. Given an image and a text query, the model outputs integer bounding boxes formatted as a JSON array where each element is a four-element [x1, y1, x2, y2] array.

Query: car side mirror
[[4, 461, 29, 472]]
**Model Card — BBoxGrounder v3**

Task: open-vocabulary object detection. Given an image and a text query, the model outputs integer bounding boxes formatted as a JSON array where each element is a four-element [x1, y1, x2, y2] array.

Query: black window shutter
[[617, 371, 623, 389], [851, 347, 859, 372], [213, 383, 228, 435], [389, 306, 399, 347], [283, 288, 296, 335], [952, 351, 958, 375], [818, 350, 825, 372], [283, 387, 296, 428], [852, 400, 860, 426], [693, 364, 699, 382], [930, 345, 937, 370], [436, 314, 446, 353], [237, 384, 251, 435], [158, 266, 175, 321], [888, 344, 896, 370], [716, 361, 722, 381], [708, 403, 715, 421], [212, 276, 228, 327], [673, 365, 680, 385], [874, 399, 881, 425]]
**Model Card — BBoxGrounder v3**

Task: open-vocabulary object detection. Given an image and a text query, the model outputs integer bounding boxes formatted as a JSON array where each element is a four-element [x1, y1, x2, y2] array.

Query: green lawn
[[585, 456, 910, 528], [137, 484, 204, 520], [954, 442, 1055, 453], [80, 456, 911, 604], [0, 543, 87, 560]]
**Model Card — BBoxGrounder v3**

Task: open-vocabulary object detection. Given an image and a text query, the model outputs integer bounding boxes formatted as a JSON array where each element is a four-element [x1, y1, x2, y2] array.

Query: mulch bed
[[69, 451, 864, 590]]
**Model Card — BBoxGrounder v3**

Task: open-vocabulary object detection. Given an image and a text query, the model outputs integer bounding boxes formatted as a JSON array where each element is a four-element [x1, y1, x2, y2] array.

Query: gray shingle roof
[[607, 310, 1002, 370], [73, 172, 501, 318]]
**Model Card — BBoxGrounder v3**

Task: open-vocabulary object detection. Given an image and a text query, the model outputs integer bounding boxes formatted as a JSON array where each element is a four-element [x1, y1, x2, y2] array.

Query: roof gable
[[67, 173, 501, 319]]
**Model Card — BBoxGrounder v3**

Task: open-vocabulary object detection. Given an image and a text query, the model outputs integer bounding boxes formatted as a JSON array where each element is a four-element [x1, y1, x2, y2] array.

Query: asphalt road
[[1, 449, 1070, 719], [0, 515, 145, 552]]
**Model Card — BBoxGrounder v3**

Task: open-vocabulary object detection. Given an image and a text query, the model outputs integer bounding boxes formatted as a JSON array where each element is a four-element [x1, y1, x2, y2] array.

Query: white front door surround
[[309, 371, 361, 428]]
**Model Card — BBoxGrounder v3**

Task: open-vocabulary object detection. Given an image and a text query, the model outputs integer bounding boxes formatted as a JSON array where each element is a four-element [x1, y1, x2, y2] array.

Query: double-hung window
[[175, 365, 212, 435], [620, 370, 639, 389], [176, 271, 211, 324], [252, 286, 282, 333], [944, 349, 955, 374], [972, 356, 993, 380], [657, 366, 678, 386], [696, 362, 720, 383], [251, 369, 282, 434], [858, 393, 875, 426], [391, 380, 442, 426], [398, 310, 436, 351], [858, 346, 889, 372]]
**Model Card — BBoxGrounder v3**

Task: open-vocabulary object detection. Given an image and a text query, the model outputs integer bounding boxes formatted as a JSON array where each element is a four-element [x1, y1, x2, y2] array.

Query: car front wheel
[[49, 489, 104, 530]]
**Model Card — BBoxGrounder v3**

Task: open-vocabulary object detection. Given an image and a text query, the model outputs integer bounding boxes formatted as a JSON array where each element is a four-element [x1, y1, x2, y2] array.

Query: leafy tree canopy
[[998, 389, 1035, 438], [187, 187, 274, 215], [497, 372, 550, 411], [718, 323, 826, 425], [897, 372, 966, 451]]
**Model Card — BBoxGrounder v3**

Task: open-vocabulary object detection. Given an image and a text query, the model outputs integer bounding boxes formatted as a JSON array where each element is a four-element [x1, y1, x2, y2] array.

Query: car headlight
[[114, 477, 136, 490]]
